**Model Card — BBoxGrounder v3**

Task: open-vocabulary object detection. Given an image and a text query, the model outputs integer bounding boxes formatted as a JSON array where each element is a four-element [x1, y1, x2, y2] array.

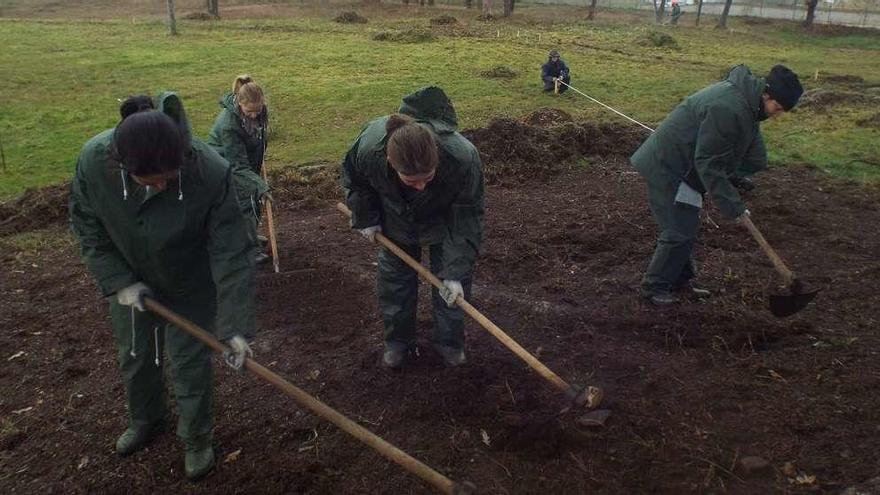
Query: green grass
[[0, 5, 878, 199]]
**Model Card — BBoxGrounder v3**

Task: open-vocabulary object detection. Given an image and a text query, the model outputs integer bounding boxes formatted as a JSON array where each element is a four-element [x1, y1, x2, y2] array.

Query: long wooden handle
[[336, 203, 572, 394], [740, 215, 795, 285], [143, 297, 467, 495], [260, 162, 281, 274]]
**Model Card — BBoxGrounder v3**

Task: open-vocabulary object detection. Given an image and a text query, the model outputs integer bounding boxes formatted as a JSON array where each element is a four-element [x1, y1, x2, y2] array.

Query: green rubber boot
[[115, 422, 165, 456], [185, 446, 215, 481]]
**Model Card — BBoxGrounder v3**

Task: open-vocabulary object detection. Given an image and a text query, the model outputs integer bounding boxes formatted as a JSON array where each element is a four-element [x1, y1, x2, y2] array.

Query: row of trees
[[164, 0, 830, 35]]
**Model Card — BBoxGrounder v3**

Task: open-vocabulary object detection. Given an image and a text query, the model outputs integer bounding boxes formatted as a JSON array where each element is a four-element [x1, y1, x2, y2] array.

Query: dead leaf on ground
[[224, 448, 242, 464]]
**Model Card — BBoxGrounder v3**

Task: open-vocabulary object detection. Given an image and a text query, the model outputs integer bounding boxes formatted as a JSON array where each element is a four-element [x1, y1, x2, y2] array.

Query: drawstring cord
[[153, 326, 160, 367], [177, 169, 183, 201], [120, 169, 129, 200], [129, 306, 137, 357]]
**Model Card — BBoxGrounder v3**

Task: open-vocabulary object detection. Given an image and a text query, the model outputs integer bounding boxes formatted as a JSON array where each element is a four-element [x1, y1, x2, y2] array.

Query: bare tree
[[587, 0, 598, 20], [804, 0, 819, 28], [483, 0, 492, 16], [166, 0, 178, 35], [695, 0, 704, 25], [655, 0, 667, 23], [717, 0, 734, 28], [206, 0, 219, 18], [503, 0, 513, 16]]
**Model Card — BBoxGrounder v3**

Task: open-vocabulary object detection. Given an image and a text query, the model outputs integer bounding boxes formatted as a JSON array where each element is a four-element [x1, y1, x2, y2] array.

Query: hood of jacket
[[398, 86, 459, 135], [723, 65, 765, 121]]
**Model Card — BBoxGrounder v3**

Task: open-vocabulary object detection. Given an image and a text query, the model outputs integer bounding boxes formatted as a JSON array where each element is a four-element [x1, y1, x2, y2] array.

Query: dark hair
[[114, 110, 184, 176], [386, 114, 438, 176], [119, 95, 155, 120]]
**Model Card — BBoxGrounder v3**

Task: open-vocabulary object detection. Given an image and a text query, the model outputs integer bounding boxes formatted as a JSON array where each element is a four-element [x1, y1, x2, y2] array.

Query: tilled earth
[[1, 115, 880, 494]]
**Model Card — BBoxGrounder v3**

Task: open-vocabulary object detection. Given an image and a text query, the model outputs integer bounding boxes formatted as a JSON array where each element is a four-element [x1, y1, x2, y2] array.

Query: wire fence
[[514, 0, 880, 28]]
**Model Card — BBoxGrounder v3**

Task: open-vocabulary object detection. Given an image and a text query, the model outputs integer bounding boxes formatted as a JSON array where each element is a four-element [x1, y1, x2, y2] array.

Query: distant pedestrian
[[541, 50, 571, 93], [631, 64, 803, 305], [670, 0, 683, 25]]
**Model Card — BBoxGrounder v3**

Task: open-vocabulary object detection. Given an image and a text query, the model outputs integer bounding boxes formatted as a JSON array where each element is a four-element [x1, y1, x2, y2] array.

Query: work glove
[[117, 282, 152, 312], [223, 335, 254, 371], [358, 225, 381, 243], [439, 280, 464, 308], [735, 209, 751, 225]]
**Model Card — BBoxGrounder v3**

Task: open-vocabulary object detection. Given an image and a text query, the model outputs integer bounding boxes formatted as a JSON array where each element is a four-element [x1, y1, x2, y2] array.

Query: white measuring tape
[[556, 79, 655, 133]]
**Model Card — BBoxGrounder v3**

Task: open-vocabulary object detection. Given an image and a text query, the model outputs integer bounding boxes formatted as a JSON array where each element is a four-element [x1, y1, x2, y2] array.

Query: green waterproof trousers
[[643, 181, 701, 296], [109, 294, 216, 451], [377, 243, 472, 350]]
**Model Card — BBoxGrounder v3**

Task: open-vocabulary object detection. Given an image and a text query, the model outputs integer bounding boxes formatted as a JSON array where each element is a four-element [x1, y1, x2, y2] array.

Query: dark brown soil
[[334, 11, 367, 24], [519, 107, 573, 127], [2, 113, 880, 494], [0, 183, 69, 236]]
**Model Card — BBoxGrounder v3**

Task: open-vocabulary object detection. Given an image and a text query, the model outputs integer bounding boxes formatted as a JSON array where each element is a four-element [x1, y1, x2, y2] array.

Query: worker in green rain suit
[[342, 87, 485, 369], [631, 65, 803, 305], [69, 92, 256, 480], [207, 75, 270, 263]]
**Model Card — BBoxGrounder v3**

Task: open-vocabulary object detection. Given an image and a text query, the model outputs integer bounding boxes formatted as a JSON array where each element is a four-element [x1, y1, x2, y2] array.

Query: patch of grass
[[334, 11, 367, 24], [3, 229, 76, 256], [0, 6, 879, 199], [480, 66, 519, 79], [636, 30, 678, 48], [372, 25, 435, 43]]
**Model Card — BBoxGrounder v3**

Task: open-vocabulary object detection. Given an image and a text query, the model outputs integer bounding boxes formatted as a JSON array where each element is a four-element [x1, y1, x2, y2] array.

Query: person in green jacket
[[207, 74, 270, 263], [631, 65, 803, 305], [69, 92, 256, 480], [341, 87, 485, 368]]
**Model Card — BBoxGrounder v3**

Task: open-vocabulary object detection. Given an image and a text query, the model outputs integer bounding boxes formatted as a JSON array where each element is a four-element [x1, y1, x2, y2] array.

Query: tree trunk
[[803, 0, 819, 28], [166, 0, 177, 35], [428, 0, 435, 5], [695, 0, 704, 25], [482, 0, 492, 15], [503, 0, 512, 16], [655, 0, 667, 23], [717, 0, 734, 28], [465, 0, 473, 8], [587, 0, 598, 20], [206, 0, 219, 18]]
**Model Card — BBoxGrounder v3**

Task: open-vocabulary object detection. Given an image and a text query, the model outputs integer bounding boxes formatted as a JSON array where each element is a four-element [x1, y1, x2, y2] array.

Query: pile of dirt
[[476, 13, 496, 22], [372, 26, 434, 43], [182, 11, 216, 21], [823, 74, 865, 86], [0, 183, 69, 237], [429, 14, 458, 25], [269, 163, 341, 208], [519, 107, 573, 127], [636, 30, 678, 48], [798, 88, 879, 110], [480, 66, 518, 79], [856, 113, 880, 129], [334, 11, 367, 24]]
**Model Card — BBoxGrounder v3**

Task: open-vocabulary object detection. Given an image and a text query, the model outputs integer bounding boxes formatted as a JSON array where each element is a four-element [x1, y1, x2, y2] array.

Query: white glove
[[358, 225, 381, 243], [439, 280, 464, 308], [223, 335, 254, 371], [117, 282, 151, 312], [736, 209, 751, 224]]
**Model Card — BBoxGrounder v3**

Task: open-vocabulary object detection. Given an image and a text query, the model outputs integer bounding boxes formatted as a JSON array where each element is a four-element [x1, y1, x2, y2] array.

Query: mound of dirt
[[480, 66, 518, 79], [334, 11, 367, 24], [636, 30, 678, 48], [430, 14, 458, 25], [0, 183, 70, 237], [856, 113, 880, 129], [476, 13, 496, 22], [269, 163, 341, 208], [798, 89, 879, 110], [372, 26, 434, 43], [182, 11, 216, 21], [519, 108, 573, 127], [823, 74, 865, 85]]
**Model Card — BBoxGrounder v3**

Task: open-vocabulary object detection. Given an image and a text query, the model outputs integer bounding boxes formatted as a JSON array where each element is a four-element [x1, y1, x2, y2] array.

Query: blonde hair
[[233, 74, 265, 106]]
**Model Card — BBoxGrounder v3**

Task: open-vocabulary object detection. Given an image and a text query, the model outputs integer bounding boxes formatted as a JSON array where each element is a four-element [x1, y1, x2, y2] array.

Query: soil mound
[[430, 14, 458, 25], [519, 108, 573, 127], [823, 74, 865, 85], [334, 11, 367, 24], [182, 12, 216, 21], [269, 163, 341, 208], [0, 183, 69, 237], [636, 30, 678, 48], [798, 89, 879, 110], [476, 13, 496, 22], [372, 26, 434, 43], [856, 113, 880, 129], [480, 66, 518, 79]]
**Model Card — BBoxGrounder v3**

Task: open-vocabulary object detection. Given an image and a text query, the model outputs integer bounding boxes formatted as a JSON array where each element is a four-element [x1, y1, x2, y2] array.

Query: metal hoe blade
[[769, 281, 820, 318]]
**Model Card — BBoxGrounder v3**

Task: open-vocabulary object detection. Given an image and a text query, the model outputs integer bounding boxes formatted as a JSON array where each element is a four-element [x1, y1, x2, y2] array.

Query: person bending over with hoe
[[542, 49, 571, 93], [342, 86, 485, 369], [70, 93, 256, 480], [631, 64, 803, 306], [208, 74, 271, 264]]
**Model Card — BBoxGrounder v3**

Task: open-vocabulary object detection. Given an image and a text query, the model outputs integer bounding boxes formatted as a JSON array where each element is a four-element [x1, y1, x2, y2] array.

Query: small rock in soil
[[739, 456, 771, 476]]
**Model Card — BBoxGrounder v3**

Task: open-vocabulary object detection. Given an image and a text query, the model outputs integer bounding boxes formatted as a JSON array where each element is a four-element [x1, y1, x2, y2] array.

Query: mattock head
[[570, 385, 604, 409]]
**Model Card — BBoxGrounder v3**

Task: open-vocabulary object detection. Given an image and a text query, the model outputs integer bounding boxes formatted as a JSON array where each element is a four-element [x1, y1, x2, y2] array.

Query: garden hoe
[[336, 203, 604, 411], [260, 141, 280, 273], [740, 215, 819, 317], [142, 297, 475, 495]]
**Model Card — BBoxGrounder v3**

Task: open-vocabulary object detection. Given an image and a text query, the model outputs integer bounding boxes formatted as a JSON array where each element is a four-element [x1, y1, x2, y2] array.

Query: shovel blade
[[769, 289, 819, 318]]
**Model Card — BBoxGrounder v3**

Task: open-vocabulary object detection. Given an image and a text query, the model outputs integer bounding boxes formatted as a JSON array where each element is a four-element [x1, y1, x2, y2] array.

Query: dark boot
[[254, 251, 271, 264], [433, 343, 467, 367], [115, 421, 165, 456], [382, 341, 408, 369], [185, 446, 215, 481], [648, 291, 681, 306], [676, 284, 711, 299], [729, 176, 755, 192]]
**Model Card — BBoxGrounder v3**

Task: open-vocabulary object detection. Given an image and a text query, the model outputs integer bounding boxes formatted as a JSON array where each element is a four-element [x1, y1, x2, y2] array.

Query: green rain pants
[[642, 180, 701, 296], [377, 243, 472, 351], [110, 294, 216, 451]]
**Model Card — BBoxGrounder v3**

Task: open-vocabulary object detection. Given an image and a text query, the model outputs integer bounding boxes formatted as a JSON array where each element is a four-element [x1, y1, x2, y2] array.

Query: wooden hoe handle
[[260, 161, 281, 274], [336, 203, 573, 395], [740, 215, 795, 285], [143, 297, 469, 494]]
